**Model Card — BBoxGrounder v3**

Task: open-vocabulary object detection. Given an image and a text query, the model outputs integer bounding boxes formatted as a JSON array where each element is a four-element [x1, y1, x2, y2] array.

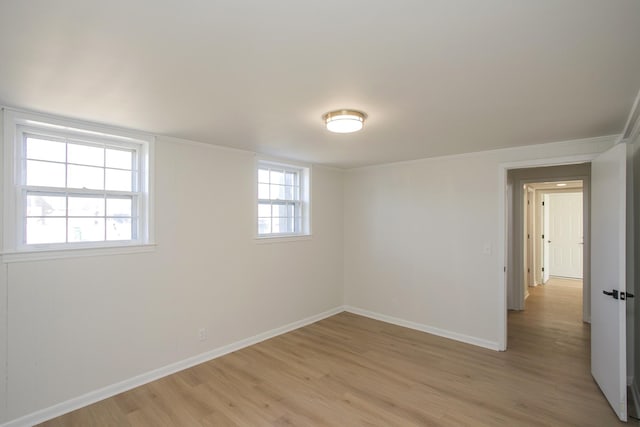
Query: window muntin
[[257, 161, 309, 237], [19, 131, 140, 246], [3, 109, 152, 254]]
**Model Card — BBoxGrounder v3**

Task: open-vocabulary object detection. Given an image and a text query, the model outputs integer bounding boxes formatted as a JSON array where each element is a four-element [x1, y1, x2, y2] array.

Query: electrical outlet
[[198, 328, 207, 341]]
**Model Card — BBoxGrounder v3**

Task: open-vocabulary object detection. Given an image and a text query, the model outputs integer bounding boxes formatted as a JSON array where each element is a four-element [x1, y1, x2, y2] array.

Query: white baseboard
[[0, 306, 344, 427], [344, 306, 500, 351], [2, 305, 502, 426]]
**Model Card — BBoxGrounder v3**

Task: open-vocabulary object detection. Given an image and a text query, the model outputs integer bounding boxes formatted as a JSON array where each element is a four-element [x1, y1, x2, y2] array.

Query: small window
[[257, 160, 310, 237], [3, 109, 153, 254]]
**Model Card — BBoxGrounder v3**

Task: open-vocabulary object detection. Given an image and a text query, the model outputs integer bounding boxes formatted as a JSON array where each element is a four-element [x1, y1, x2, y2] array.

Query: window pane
[[67, 164, 104, 190], [68, 197, 104, 217], [106, 148, 133, 170], [272, 217, 291, 234], [67, 143, 104, 167], [258, 218, 271, 235], [270, 170, 284, 185], [26, 195, 66, 217], [284, 185, 295, 200], [258, 203, 271, 218], [285, 217, 294, 233], [107, 218, 131, 241], [105, 169, 132, 191], [26, 217, 66, 244], [26, 160, 66, 188], [272, 204, 290, 218], [26, 137, 66, 162], [285, 172, 296, 186], [270, 184, 285, 200], [258, 168, 269, 183], [68, 218, 105, 242], [258, 183, 270, 199], [107, 198, 132, 217]]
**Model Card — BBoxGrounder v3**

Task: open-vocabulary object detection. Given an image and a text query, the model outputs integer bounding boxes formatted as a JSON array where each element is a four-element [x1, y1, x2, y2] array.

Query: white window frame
[[2, 108, 155, 261], [256, 158, 311, 239]]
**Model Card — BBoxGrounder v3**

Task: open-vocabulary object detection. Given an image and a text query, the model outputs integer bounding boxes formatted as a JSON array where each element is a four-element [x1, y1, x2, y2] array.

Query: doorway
[[524, 181, 584, 286], [498, 143, 635, 422], [504, 163, 591, 322]]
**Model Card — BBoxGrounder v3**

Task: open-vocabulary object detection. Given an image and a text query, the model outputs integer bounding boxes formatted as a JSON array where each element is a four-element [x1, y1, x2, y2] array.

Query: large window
[[3, 109, 153, 255], [257, 160, 310, 237]]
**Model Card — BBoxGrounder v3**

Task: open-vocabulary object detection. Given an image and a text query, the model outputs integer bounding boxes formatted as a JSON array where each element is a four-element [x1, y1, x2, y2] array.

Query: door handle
[[603, 290, 619, 299]]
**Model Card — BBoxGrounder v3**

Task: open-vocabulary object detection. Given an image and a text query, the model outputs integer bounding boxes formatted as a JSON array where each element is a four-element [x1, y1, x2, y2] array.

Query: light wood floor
[[40, 279, 636, 426]]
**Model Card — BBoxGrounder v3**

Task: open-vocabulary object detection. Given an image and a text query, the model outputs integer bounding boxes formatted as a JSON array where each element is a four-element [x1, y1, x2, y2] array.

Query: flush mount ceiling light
[[322, 109, 367, 133], [556, 183, 567, 187]]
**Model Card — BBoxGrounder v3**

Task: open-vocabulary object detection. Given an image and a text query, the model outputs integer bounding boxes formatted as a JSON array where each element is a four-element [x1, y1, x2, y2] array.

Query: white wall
[[627, 139, 637, 386], [0, 136, 344, 423], [0, 263, 6, 422], [0, 111, 7, 422], [344, 137, 614, 348], [632, 136, 640, 400]]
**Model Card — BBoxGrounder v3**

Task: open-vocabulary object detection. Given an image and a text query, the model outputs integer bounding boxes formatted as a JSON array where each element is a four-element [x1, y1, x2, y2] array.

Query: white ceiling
[[1, 1, 639, 168]]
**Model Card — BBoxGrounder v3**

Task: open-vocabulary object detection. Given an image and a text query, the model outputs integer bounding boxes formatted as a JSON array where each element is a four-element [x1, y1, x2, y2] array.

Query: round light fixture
[[556, 183, 567, 187], [322, 109, 367, 133]]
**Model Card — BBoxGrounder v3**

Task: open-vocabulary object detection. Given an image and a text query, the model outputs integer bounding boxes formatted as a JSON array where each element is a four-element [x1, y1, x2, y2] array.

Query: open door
[[591, 142, 628, 421]]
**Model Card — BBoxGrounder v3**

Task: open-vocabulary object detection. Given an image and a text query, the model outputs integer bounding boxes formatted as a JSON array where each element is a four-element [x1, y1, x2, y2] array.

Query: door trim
[[497, 154, 598, 351]]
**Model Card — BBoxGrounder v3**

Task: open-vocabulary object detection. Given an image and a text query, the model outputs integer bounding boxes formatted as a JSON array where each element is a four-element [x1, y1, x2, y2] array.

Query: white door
[[526, 189, 534, 286], [542, 194, 550, 284], [591, 142, 628, 421], [548, 192, 583, 278]]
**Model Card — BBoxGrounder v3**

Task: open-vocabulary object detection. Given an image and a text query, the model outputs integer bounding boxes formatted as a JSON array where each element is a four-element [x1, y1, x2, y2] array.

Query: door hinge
[[504, 266, 506, 272], [541, 234, 544, 239], [542, 267, 545, 272], [527, 268, 530, 273], [527, 234, 530, 239], [542, 201, 545, 206]]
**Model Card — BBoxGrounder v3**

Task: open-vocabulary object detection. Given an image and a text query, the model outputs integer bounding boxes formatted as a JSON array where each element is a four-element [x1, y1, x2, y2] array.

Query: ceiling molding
[[620, 88, 640, 143]]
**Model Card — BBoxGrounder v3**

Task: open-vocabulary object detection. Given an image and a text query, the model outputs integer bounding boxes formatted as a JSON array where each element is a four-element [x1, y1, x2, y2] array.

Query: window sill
[[1, 243, 157, 263], [254, 234, 312, 244]]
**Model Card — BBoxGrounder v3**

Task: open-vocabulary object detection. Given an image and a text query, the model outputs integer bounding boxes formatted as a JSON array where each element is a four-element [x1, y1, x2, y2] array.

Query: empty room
[[1, 1, 640, 426]]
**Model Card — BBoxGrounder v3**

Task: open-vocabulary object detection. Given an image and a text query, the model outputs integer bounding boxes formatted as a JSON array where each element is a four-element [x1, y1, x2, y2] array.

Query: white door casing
[[591, 142, 628, 421], [498, 152, 600, 352], [548, 192, 583, 279]]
